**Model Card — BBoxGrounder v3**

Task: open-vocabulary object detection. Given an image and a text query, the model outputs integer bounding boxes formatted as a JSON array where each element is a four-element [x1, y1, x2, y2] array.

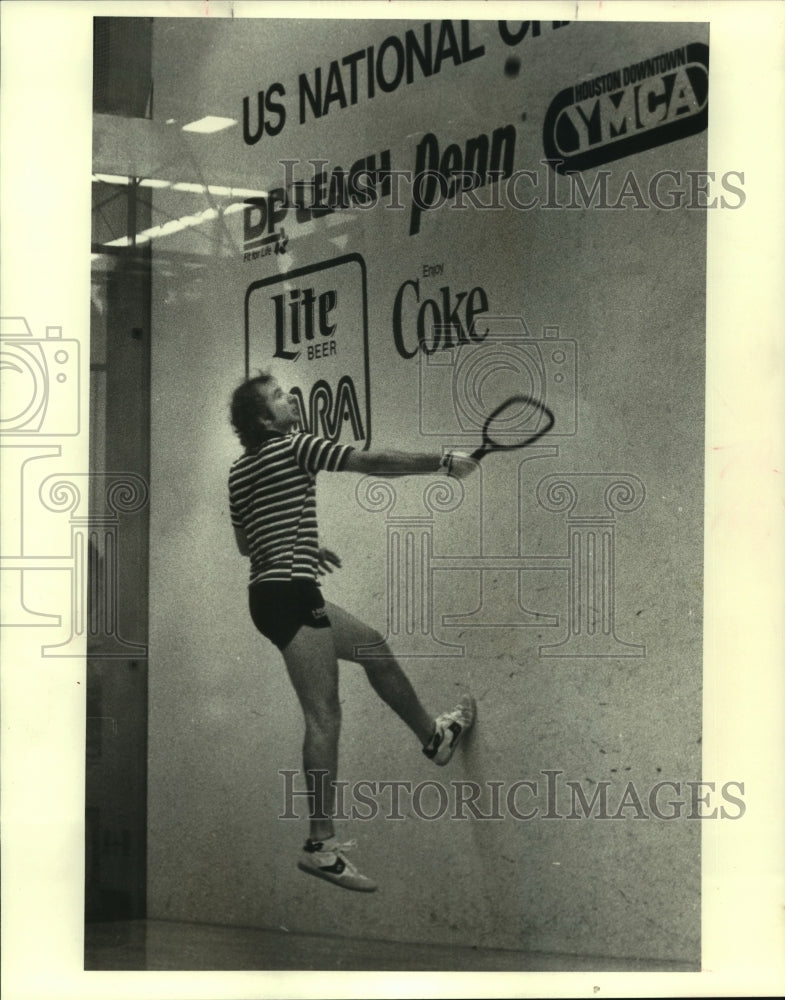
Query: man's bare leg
[[281, 620, 378, 891], [280, 625, 340, 842], [325, 602, 436, 747]]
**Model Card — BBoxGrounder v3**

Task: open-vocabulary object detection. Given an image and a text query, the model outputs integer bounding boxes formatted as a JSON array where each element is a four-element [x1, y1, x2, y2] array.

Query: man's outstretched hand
[[441, 450, 478, 480]]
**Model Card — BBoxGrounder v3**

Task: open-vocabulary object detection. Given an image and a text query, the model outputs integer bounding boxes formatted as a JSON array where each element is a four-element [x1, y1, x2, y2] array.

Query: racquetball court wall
[[136, 14, 710, 964]]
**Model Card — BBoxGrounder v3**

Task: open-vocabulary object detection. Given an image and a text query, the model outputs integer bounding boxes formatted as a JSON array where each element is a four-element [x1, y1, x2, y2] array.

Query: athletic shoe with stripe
[[298, 837, 377, 892], [423, 694, 476, 766]]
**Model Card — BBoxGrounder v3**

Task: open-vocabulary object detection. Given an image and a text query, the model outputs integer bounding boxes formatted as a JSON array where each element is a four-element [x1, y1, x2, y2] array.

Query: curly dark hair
[[229, 372, 275, 450]]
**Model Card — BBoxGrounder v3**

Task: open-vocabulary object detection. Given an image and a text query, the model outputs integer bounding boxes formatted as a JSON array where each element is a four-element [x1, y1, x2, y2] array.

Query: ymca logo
[[543, 42, 708, 173]]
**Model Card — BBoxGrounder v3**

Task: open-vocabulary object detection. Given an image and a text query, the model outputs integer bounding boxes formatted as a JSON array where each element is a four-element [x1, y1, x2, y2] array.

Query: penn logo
[[542, 43, 708, 174]]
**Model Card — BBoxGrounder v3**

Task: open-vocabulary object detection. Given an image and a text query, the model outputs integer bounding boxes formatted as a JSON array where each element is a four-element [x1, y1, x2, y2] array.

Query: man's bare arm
[[343, 449, 475, 478], [343, 449, 442, 476]]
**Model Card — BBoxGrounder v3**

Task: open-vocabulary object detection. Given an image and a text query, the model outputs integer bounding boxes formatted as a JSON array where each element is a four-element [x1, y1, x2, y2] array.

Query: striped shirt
[[229, 431, 354, 585]]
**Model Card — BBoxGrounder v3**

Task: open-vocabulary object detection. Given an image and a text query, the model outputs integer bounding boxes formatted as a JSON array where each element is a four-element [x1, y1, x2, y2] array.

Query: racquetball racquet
[[470, 394, 555, 461]]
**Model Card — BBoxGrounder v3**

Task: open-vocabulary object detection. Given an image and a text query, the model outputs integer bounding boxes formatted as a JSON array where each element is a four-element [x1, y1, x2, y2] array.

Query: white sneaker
[[423, 694, 476, 766], [298, 837, 378, 892]]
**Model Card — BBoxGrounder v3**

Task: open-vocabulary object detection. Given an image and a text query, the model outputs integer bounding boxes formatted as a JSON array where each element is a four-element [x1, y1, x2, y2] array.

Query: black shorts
[[248, 579, 331, 651]]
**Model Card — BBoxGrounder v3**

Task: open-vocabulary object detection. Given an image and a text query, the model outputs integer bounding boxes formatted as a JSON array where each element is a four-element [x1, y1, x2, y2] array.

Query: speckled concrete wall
[[147, 16, 707, 964]]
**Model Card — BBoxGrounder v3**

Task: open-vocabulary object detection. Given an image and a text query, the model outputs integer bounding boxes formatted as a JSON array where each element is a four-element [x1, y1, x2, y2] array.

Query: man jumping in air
[[228, 372, 477, 893]]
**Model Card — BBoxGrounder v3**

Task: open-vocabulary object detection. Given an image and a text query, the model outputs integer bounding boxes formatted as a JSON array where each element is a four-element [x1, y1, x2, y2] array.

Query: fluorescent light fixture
[[205, 185, 268, 199], [93, 173, 131, 185], [148, 220, 187, 237], [120, 180, 268, 198], [135, 207, 219, 241], [181, 116, 236, 134], [94, 174, 175, 189], [104, 236, 146, 247], [228, 187, 269, 199], [103, 207, 222, 247]]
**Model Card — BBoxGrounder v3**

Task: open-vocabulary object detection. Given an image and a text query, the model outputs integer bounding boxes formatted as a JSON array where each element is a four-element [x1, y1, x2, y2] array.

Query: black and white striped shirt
[[229, 431, 354, 585]]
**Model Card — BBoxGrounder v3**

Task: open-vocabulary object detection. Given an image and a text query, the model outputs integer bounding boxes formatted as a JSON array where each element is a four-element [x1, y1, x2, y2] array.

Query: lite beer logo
[[543, 43, 709, 174], [244, 255, 371, 447]]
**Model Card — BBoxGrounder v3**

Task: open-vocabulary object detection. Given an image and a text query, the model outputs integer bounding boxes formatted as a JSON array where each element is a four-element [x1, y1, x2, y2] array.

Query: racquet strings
[[483, 395, 553, 450]]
